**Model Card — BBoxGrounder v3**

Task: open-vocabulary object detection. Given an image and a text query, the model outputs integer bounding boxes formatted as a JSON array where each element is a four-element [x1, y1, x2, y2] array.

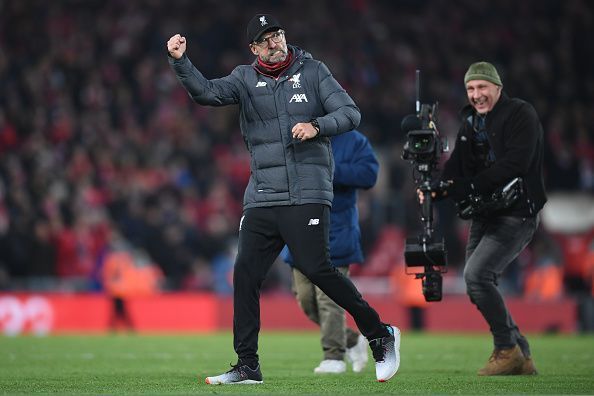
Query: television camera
[[401, 70, 449, 302]]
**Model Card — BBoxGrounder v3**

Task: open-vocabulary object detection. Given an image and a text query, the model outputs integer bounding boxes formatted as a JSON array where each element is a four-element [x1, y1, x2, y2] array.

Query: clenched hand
[[167, 34, 187, 59]]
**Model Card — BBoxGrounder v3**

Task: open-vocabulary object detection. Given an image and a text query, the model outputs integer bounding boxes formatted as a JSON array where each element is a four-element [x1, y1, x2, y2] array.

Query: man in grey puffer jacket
[[167, 14, 400, 384]]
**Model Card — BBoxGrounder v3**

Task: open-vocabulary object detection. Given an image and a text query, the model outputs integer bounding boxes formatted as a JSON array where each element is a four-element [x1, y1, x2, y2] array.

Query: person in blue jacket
[[283, 130, 379, 374]]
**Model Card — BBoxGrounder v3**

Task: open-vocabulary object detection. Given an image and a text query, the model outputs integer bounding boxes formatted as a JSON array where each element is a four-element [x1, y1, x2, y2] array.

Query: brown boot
[[517, 356, 538, 375], [477, 345, 525, 376]]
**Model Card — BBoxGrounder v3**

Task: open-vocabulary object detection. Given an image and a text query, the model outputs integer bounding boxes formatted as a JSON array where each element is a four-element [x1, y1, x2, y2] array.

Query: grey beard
[[262, 48, 288, 64]]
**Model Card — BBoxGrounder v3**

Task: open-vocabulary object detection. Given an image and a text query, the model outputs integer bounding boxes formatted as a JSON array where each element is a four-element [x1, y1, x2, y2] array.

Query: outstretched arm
[[167, 34, 240, 106]]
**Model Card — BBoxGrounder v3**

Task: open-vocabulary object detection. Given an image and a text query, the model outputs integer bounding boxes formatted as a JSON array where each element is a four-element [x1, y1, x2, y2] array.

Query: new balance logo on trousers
[[308, 218, 320, 225]]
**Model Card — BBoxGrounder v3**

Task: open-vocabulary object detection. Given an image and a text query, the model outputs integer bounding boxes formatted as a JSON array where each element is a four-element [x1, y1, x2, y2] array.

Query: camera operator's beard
[[261, 47, 288, 64]]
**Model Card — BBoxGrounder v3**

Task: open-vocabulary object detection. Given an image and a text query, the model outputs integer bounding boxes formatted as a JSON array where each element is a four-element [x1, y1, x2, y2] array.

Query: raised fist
[[167, 34, 187, 59]]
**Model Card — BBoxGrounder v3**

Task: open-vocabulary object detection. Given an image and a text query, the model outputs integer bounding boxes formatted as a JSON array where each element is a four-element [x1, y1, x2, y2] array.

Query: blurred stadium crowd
[[0, 0, 593, 310]]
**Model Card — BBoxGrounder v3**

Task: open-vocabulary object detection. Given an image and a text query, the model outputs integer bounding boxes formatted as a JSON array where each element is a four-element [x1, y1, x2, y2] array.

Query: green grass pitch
[[1, 332, 593, 394]]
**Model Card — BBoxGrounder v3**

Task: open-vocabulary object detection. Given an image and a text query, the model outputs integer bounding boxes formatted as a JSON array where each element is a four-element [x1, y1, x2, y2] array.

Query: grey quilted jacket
[[168, 46, 361, 209]]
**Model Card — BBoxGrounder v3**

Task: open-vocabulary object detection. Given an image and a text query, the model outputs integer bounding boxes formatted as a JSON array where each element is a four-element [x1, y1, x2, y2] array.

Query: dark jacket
[[283, 130, 379, 267], [442, 92, 547, 217], [168, 46, 361, 209]]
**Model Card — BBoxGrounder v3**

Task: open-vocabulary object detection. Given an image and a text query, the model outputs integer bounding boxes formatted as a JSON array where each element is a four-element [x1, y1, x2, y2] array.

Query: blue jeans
[[463, 215, 538, 351]]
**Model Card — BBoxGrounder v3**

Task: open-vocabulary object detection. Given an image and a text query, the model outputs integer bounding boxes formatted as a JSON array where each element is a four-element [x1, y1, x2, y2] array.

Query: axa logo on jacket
[[290, 93, 308, 103]]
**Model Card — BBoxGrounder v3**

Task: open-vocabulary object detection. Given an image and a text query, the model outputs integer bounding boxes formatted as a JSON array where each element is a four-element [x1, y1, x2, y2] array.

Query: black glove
[[446, 178, 475, 201], [429, 180, 450, 200]]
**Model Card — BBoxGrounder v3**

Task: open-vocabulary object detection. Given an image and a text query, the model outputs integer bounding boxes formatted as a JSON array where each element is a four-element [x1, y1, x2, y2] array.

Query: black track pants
[[233, 204, 389, 365]]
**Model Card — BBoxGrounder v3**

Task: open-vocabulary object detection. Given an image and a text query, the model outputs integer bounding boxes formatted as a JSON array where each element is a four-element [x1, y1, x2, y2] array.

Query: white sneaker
[[369, 325, 401, 382], [346, 334, 369, 373], [313, 359, 346, 374]]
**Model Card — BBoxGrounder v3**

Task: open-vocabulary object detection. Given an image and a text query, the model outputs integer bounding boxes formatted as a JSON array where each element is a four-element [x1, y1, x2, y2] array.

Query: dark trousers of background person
[[109, 296, 134, 332], [463, 215, 539, 354], [233, 204, 387, 366]]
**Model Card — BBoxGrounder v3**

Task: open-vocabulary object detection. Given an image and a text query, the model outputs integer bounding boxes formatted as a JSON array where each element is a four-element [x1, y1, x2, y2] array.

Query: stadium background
[[0, 0, 593, 335]]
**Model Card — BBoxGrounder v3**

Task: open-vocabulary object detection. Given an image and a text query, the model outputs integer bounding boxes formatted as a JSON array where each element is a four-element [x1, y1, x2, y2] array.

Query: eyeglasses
[[253, 30, 284, 48]]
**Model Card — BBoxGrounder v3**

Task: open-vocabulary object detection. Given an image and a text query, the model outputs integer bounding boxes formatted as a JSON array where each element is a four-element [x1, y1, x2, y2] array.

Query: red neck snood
[[255, 50, 294, 79]]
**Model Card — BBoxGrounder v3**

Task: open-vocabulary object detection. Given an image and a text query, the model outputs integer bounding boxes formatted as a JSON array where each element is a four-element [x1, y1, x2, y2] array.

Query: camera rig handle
[[418, 180, 434, 241]]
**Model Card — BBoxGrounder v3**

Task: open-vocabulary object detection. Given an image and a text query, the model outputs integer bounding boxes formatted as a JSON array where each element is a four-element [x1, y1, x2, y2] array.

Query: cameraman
[[422, 62, 546, 375]]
